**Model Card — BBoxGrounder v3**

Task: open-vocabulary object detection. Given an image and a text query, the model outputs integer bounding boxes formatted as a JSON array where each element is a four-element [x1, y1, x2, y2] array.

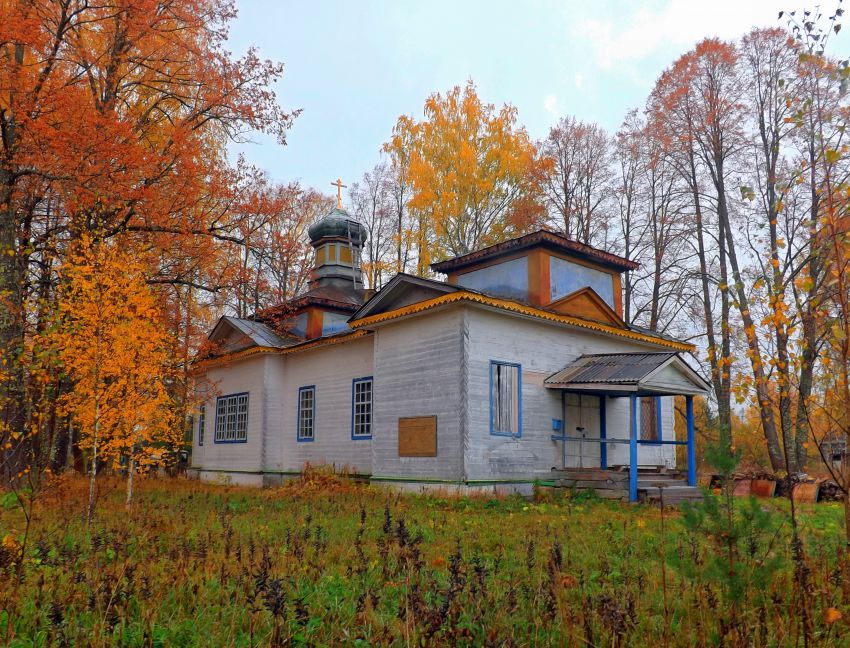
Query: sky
[[226, 0, 849, 196]]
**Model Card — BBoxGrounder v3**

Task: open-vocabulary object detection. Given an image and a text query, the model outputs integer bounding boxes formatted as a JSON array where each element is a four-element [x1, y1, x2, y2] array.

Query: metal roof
[[222, 316, 292, 349], [545, 353, 678, 385], [430, 229, 639, 274]]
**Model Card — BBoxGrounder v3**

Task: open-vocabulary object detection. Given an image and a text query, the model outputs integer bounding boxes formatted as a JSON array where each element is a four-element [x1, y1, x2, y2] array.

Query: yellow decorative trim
[[350, 291, 693, 352], [193, 329, 371, 374]]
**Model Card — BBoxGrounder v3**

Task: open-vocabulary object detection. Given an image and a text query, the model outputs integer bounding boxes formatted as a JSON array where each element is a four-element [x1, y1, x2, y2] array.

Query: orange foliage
[[0, 0, 297, 478], [384, 81, 544, 271], [47, 235, 180, 506]]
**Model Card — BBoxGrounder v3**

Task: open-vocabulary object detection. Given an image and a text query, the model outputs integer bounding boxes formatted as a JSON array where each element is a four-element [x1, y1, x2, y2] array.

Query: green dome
[[308, 208, 368, 245]]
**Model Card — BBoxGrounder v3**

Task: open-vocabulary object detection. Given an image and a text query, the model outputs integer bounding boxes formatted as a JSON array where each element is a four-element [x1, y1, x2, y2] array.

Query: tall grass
[[0, 473, 847, 646]]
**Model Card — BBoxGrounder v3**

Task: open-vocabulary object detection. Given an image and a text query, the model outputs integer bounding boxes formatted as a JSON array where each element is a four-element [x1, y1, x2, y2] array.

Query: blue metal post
[[655, 396, 663, 442], [629, 393, 638, 502], [686, 395, 696, 487], [599, 395, 607, 469]]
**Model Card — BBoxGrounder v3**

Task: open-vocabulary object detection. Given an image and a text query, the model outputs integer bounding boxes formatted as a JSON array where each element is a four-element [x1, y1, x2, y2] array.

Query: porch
[[549, 467, 702, 505], [544, 352, 711, 503]]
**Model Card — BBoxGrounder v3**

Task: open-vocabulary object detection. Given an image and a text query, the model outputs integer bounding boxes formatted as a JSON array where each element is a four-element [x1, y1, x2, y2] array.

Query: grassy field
[[0, 471, 848, 647]]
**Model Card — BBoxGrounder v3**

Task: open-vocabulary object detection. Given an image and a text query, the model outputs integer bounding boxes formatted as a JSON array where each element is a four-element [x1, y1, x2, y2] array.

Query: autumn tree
[[0, 0, 296, 478], [538, 116, 614, 246], [51, 236, 179, 515], [649, 43, 735, 441], [614, 111, 691, 333], [350, 161, 398, 289], [384, 81, 544, 270], [781, 5, 850, 546], [225, 170, 333, 316], [736, 28, 816, 474]]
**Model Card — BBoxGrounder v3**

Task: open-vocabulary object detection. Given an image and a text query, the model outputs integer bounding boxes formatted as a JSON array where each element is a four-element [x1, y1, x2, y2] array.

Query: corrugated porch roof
[[545, 352, 710, 396]]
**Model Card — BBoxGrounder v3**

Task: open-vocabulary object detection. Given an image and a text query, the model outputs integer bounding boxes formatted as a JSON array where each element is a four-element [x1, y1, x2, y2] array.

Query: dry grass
[[0, 474, 848, 646]]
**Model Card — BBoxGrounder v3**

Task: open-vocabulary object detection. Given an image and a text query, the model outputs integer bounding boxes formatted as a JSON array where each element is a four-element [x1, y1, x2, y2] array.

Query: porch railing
[[550, 394, 697, 502]]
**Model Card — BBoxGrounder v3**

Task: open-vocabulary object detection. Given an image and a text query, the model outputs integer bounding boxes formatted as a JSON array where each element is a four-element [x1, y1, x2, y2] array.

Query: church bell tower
[[307, 204, 367, 292]]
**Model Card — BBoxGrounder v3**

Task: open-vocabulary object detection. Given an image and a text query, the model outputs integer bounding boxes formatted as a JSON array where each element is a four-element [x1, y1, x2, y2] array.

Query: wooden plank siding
[[463, 307, 677, 481], [270, 334, 374, 475], [193, 355, 268, 486], [371, 309, 466, 481]]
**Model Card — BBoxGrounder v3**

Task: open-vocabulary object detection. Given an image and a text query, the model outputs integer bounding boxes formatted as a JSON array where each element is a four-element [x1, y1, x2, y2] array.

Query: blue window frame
[[639, 396, 662, 443], [297, 386, 316, 442], [214, 393, 248, 443], [489, 360, 522, 437], [351, 377, 373, 439], [198, 404, 205, 446]]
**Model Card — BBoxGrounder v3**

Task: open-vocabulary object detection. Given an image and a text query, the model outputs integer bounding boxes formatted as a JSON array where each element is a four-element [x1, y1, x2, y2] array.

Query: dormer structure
[[430, 230, 637, 326]]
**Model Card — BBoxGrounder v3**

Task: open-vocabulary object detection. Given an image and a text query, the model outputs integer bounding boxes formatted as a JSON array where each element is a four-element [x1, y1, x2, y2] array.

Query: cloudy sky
[[227, 1, 847, 195]]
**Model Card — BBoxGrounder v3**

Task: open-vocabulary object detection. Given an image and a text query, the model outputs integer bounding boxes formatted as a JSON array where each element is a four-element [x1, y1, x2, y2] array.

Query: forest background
[[1, 0, 849, 505]]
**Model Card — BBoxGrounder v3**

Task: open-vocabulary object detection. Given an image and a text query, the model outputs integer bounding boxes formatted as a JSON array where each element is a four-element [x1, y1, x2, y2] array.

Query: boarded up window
[[398, 416, 437, 457], [490, 361, 521, 435], [640, 397, 658, 441]]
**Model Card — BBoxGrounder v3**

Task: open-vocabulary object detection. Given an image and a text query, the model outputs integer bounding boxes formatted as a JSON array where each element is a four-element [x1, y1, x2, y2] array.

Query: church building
[[190, 205, 710, 501]]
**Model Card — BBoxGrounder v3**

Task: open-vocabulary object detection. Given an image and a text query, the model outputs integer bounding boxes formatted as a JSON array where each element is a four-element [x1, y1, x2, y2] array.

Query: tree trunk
[[687, 151, 730, 435], [87, 404, 99, 523], [716, 175, 784, 471], [126, 453, 135, 508]]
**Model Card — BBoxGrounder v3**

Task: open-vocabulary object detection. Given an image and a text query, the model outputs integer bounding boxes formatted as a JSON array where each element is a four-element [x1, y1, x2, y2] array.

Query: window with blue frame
[[214, 393, 248, 442], [640, 397, 660, 441], [298, 386, 316, 441], [351, 377, 373, 439], [490, 361, 521, 436], [198, 404, 205, 446]]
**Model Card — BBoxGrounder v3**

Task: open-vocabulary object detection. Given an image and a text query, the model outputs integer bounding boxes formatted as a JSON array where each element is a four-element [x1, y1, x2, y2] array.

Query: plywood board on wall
[[398, 416, 437, 457]]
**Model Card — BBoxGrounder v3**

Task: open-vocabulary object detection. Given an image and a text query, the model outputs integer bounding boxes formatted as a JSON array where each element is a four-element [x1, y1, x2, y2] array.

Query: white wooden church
[[190, 205, 710, 501]]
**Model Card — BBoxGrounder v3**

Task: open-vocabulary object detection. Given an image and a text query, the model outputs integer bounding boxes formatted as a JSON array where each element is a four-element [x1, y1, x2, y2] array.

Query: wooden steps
[[549, 467, 703, 505]]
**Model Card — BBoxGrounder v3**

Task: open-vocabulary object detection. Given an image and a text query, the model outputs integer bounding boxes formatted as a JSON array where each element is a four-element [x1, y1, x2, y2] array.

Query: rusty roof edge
[[349, 291, 693, 351], [430, 230, 639, 273]]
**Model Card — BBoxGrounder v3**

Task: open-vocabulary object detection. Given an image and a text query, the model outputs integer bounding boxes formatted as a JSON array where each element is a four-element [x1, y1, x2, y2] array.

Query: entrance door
[[563, 394, 601, 468]]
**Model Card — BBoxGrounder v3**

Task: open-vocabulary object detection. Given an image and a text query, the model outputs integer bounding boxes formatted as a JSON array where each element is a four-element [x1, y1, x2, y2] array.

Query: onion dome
[[308, 207, 368, 246]]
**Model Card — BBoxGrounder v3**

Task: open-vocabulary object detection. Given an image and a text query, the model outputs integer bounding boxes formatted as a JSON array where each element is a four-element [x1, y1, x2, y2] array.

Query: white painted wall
[[371, 309, 465, 481], [269, 335, 374, 474], [192, 304, 681, 487], [192, 355, 268, 475], [463, 307, 677, 480]]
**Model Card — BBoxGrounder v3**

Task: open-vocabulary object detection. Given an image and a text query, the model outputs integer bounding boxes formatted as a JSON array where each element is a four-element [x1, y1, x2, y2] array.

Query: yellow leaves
[[384, 80, 543, 259], [795, 274, 815, 292], [770, 258, 780, 269], [44, 234, 177, 467], [825, 149, 841, 164], [2, 534, 20, 556], [825, 607, 843, 625]]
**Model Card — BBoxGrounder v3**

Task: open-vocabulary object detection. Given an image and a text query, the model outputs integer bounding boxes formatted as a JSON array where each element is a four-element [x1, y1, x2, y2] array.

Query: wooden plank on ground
[[791, 482, 820, 504], [552, 470, 628, 482], [571, 480, 627, 491], [732, 479, 752, 497], [751, 479, 777, 498]]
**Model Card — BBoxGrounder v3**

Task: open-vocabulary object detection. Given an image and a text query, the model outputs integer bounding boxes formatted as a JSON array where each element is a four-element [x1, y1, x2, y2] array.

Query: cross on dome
[[330, 178, 347, 209]]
